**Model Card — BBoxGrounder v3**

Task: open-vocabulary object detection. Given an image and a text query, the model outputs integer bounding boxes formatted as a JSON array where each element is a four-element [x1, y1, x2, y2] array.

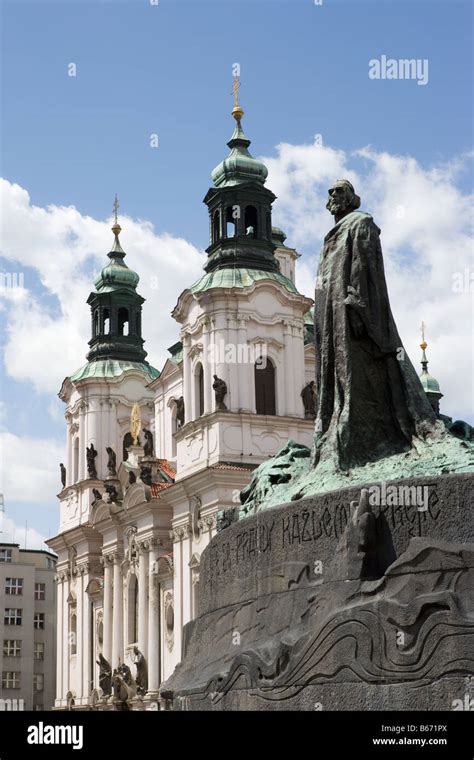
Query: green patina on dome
[[69, 359, 159, 383], [190, 267, 298, 295], [211, 121, 268, 188], [94, 234, 140, 292], [420, 371, 441, 394]]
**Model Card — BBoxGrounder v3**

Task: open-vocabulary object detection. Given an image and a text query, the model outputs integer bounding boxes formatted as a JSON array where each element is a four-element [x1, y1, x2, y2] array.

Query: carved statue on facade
[[60, 463, 66, 488], [212, 374, 228, 411], [86, 444, 98, 479], [106, 446, 117, 477], [133, 646, 148, 695], [130, 403, 141, 445], [91, 488, 102, 505], [104, 483, 118, 503], [97, 653, 112, 696], [143, 428, 154, 458], [175, 396, 185, 428], [140, 465, 152, 486], [301, 381, 316, 419]]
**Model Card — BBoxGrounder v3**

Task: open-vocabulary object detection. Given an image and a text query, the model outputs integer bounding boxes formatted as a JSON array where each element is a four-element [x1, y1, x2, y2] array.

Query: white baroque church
[[47, 100, 316, 709]]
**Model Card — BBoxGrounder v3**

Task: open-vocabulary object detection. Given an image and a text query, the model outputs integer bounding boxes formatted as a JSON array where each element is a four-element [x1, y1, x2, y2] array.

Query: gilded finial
[[232, 75, 244, 122], [112, 194, 121, 237], [130, 403, 141, 446], [420, 321, 427, 351]]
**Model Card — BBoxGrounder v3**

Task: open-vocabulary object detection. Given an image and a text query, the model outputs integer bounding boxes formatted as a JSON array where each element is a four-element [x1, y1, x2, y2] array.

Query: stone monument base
[[161, 473, 474, 711]]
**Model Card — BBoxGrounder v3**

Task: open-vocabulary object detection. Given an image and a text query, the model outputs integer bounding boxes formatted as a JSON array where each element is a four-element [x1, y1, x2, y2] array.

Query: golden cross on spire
[[113, 194, 120, 225], [231, 74, 244, 122], [420, 321, 427, 350]]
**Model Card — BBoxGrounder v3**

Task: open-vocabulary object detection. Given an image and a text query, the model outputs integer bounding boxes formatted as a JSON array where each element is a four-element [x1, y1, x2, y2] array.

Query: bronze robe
[[313, 211, 436, 470]]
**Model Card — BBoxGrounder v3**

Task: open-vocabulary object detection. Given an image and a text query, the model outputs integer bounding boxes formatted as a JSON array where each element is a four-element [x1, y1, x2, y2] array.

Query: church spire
[[85, 199, 148, 364], [202, 77, 279, 274], [419, 322, 443, 413]]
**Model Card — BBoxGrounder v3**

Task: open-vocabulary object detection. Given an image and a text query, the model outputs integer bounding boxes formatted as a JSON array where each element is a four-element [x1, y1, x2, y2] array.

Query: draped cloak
[[313, 211, 436, 470]]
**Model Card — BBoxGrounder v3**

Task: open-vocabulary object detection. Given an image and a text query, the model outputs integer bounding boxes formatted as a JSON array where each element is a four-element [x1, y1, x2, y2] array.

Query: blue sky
[[0, 0, 472, 546]]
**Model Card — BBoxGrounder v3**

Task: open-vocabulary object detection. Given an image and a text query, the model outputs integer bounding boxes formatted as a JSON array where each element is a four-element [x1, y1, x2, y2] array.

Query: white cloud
[[0, 179, 205, 394], [0, 431, 64, 503], [261, 141, 473, 422], [0, 513, 49, 552]]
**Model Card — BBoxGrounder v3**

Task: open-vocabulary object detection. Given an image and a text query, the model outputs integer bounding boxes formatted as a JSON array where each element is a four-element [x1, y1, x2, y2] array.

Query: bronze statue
[[60, 463, 66, 488], [313, 180, 437, 471], [133, 646, 148, 695], [106, 446, 117, 477], [97, 653, 112, 696], [175, 396, 185, 428], [140, 465, 152, 486], [104, 483, 118, 503], [91, 488, 102, 505], [143, 428, 154, 458], [301, 381, 316, 419], [86, 444, 98, 479], [213, 374, 228, 411], [128, 471, 137, 485]]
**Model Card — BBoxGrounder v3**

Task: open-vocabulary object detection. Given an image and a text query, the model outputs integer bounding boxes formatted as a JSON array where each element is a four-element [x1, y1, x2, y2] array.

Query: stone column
[[111, 553, 123, 668], [138, 543, 149, 656], [102, 555, 113, 664], [147, 541, 160, 693], [182, 333, 192, 424], [79, 564, 92, 702]]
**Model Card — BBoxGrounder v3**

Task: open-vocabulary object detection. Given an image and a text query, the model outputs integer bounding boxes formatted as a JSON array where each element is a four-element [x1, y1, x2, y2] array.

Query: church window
[[128, 575, 138, 645], [93, 310, 99, 337], [73, 437, 79, 483], [118, 307, 129, 336], [195, 363, 204, 417], [103, 308, 110, 335], [212, 210, 220, 243], [69, 599, 77, 655], [225, 206, 236, 237], [244, 205, 258, 238], [255, 358, 276, 415]]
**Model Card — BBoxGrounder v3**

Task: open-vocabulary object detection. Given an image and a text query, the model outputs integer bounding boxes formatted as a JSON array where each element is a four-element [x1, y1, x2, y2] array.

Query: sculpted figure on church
[[301, 381, 316, 420], [313, 180, 439, 471], [106, 446, 117, 477], [91, 488, 102, 505], [175, 396, 185, 428], [133, 646, 148, 695], [140, 465, 152, 486], [97, 653, 112, 696], [213, 374, 228, 411], [86, 444, 98, 479], [104, 483, 118, 503], [60, 463, 66, 488], [143, 428, 154, 458]]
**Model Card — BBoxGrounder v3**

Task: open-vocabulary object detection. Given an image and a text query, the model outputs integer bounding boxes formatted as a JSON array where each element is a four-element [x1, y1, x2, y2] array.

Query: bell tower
[[203, 77, 279, 274], [87, 196, 147, 364]]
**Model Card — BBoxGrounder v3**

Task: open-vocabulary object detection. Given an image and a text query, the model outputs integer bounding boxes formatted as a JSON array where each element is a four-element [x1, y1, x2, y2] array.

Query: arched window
[[212, 210, 220, 243], [123, 432, 134, 461], [245, 205, 258, 238], [255, 358, 276, 415], [128, 575, 138, 645], [73, 437, 79, 483], [171, 404, 177, 458], [195, 363, 204, 417], [68, 594, 77, 655], [103, 308, 110, 335], [225, 206, 236, 238], [118, 307, 129, 336]]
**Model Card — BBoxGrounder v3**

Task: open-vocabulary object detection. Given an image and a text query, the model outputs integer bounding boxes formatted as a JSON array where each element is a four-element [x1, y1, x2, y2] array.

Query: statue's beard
[[327, 198, 349, 216]]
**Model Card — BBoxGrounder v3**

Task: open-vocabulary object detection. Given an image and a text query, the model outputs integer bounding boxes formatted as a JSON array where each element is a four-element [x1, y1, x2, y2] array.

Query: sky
[[0, 0, 472, 549]]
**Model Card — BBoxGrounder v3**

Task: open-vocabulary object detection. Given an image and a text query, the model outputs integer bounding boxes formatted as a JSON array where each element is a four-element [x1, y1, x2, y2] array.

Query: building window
[[73, 437, 79, 483], [3, 640, 21, 657], [33, 704, 44, 711], [255, 358, 276, 415], [5, 578, 23, 596], [33, 674, 44, 692], [128, 575, 138, 645], [34, 642, 45, 661], [47, 557, 56, 570], [93, 309, 99, 337], [195, 363, 204, 417], [2, 672, 21, 689], [4, 609, 22, 626], [244, 205, 258, 237], [69, 611, 77, 654], [0, 549, 12, 563], [118, 307, 129, 336], [102, 308, 110, 334], [34, 583, 46, 601], [34, 613, 45, 630], [225, 206, 236, 237]]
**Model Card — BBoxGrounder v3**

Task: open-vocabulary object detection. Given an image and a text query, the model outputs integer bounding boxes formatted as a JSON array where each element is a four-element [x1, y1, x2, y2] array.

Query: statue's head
[[326, 180, 361, 218]]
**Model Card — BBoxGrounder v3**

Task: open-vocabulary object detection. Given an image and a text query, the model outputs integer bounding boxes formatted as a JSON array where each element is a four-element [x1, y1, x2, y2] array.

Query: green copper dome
[[420, 370, 441, 394], [70, 359, 159, 383], [211, 121, 268, 188], [190, 267, 297, 295], [94, 230, 140, 292]]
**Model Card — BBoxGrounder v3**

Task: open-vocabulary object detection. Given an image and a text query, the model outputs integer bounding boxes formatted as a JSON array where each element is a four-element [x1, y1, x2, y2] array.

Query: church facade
[[47, 102, 316, 709]]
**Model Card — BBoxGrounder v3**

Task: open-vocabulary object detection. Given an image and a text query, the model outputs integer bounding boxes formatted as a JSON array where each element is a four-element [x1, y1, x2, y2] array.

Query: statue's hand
[[348, 306, 365, 339]]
